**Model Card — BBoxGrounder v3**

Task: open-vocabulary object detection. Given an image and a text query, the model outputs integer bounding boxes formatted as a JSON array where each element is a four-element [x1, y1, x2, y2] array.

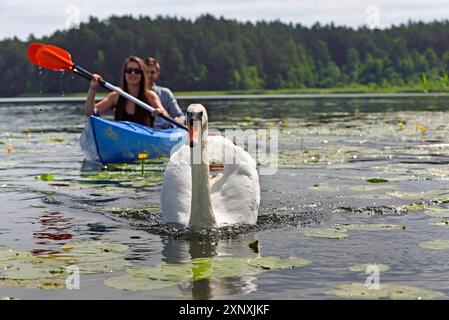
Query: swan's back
[[161, 136, 260, 226]]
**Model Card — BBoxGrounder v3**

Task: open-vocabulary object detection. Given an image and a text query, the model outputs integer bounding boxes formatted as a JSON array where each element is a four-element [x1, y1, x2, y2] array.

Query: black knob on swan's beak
[[189, 139, 198, 148]]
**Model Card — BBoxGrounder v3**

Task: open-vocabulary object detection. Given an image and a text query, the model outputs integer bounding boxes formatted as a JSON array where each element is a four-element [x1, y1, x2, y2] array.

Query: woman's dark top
[[114, 96, 154, 127]]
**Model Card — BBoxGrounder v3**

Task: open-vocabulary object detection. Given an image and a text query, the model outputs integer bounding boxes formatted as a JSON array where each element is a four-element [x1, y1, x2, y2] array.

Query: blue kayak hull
[[80, 116, 186, 164]]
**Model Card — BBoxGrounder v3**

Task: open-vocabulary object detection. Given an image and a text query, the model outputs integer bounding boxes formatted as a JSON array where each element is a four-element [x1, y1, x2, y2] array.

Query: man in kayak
[[84, 56, 169, 127], [145, 57, 185, 129]]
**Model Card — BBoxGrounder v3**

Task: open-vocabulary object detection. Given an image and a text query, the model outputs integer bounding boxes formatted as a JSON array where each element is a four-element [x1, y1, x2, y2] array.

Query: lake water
[[1, 95, 449, 300]]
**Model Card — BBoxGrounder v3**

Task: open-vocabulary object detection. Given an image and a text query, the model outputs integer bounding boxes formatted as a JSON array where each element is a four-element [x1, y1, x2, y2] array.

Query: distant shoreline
[[1, 92, 449, 104]]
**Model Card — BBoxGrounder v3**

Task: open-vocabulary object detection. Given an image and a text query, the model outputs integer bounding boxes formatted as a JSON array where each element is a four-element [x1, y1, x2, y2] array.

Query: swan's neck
[[188, 126, 217, 229]]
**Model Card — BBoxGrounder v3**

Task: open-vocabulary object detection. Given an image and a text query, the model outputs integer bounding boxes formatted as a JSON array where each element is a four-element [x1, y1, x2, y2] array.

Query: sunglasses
[[125, 67, 143, 74]]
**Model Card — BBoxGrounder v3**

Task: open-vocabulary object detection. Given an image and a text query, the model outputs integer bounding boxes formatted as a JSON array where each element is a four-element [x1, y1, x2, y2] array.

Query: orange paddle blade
[[32, 44, 74, 71], [27, 43, 43, 65]]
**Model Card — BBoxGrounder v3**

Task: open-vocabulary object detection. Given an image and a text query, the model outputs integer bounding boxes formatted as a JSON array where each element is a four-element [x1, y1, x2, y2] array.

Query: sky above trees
[[2, 0, 449, 40]]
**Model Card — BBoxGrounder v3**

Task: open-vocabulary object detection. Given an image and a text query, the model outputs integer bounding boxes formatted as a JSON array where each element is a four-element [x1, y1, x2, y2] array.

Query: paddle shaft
[[73, 65, 188, 131]]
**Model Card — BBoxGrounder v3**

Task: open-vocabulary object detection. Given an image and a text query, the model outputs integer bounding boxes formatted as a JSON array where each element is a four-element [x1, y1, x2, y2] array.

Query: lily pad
[[424, 208, 449, 218], [247, 256, 311, 270], [127, 257, 265, 285], [366, 178, 389, 183], [77, 259, 134, 274], [0, 249, 34, 261], [35, 173, 54, 181], [1, 260, 65, 280], [45, 138, 65, 143], [338, 224, 404, 232], [192, 257, 264, 280], [41, 251, 124, 264], [302, 228, 348, 239], [104, 274, 177, 291], [349, 185, 399, 192], [39, 241, 129, 264], [0, 277, 67, 290], [386, 191, 428, 200], [309, 183, 340, 193], [325, 283, 444, 300], [127, 263, 193, 282], [348, 264, 390, 273], [213, 257, 264, 278], [419, 239, 449, 250], [399, 203, 428, 213], [0, 296, 19, 300], [432, 220, 449, 227], [191, 257, 213, 281], [60, 241, 129, 253]]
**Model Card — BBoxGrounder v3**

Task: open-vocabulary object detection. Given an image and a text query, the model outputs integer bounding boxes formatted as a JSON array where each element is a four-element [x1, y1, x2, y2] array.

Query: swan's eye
[[187, 112, 203, 125]]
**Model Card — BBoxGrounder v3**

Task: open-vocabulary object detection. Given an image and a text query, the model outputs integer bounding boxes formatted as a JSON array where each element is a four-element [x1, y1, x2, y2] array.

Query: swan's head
[[186, 104, 208, 148]]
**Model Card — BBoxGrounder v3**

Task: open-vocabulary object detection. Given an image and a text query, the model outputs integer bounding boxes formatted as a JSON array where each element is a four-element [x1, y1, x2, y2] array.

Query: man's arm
[[163, 88, 185, 124]]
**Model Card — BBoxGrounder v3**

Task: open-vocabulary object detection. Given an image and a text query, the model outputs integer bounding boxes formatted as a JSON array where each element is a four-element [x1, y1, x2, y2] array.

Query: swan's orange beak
[[189, 119, 201, 148], [187, 111, 203, 148]]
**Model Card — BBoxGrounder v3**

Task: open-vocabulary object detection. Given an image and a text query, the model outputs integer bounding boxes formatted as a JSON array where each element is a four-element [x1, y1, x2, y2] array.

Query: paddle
[[27, 43, 188, 131]]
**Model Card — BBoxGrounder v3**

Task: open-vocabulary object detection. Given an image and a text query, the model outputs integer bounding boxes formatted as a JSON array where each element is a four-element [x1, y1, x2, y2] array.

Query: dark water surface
[[1, 96, 449, 299]]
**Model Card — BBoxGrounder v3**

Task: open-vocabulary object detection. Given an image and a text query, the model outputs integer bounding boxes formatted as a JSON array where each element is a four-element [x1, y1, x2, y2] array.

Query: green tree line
[[2, 15, 449, 96]]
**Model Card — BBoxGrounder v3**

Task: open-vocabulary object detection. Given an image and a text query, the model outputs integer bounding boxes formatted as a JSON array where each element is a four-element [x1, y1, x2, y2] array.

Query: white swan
[[161, 104, 260, 229]]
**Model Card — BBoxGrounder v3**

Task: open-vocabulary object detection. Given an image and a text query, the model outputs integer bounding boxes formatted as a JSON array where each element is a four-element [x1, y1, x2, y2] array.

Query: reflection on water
[[32, 211, 74, 255], [161, 236, 259, 299]]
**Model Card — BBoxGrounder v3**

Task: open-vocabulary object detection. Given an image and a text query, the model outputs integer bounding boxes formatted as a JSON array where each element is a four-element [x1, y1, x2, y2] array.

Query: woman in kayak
[[84, 56, 168, 127]]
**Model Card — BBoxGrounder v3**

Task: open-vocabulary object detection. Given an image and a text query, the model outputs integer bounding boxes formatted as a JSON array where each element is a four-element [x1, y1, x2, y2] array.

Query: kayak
[[80, 116, 187, 164]]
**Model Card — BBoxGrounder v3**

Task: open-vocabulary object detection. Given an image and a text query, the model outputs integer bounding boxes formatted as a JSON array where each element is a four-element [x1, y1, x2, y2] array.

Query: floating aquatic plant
[[301, 223, 404, 240], [248, 240, 260, 253], [419, 239, 449, 250], [0, 278, 67, 291], [325, 283, 443, 300], [432, 220, 449, 227], [0, 241, 134, 291], [302, 228, 348, 239], [337, 224, 404, 232], [105, 254, 309, 292], [45, 138, 65, 143], [0, 296, 19, 300], [128, 263, 193, 282], [34, 173, 55, 181], [424, 207, 449, 218], [309, 183, 340, 193], [0, 249, 34, 261], [398, 203, 428, 213], [366, 178, 389, 183], [247, 256, 311, 270], [104, 275, 177, 292], [138, 153, 148, 175], [349, 185, 398, 192], [76, 259, 134, 274]]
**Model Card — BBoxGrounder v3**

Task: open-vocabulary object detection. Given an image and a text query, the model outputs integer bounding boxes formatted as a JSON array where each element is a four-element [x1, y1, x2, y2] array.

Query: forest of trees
[[2, 15, 449, 96]]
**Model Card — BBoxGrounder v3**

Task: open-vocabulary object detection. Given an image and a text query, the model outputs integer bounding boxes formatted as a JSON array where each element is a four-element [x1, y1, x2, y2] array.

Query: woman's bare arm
[[84, 74, 117, 116]]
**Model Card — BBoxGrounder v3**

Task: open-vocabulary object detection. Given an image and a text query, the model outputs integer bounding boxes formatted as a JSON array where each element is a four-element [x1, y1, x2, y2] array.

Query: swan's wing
[[208, 136, 260, 226], [161, 144, 191, 226]]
